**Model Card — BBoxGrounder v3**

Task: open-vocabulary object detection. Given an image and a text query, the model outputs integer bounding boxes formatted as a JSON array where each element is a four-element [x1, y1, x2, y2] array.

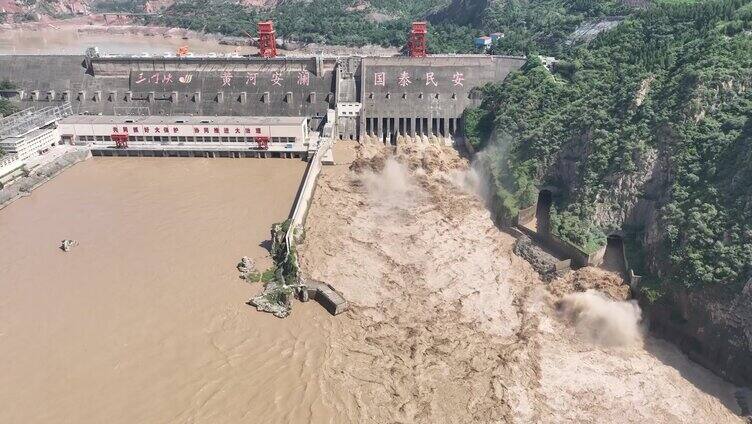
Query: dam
[[0, 43, 524, 314], [0, 52, 525, 149], [1, 25, 749, 423], [0, 36, 524, 315]]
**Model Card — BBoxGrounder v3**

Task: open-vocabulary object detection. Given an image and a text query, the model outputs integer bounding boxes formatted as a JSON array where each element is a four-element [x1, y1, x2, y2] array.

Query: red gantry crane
[[408, 21, 428, 58], [111, 131, 129, 148], [255, 136, 269, 150], [257, 21, 277, 58]]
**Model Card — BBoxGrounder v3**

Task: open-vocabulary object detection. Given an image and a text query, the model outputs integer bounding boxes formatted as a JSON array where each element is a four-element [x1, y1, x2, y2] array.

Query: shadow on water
[[258, 239, 273, 253], [643, 331, 744, 415], [602, 234, 627, 279], [287, 156, 313, 220]]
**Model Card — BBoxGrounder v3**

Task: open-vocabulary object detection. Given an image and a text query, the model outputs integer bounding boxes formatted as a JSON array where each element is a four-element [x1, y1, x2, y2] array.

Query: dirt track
[[298, 141, 742, 423]]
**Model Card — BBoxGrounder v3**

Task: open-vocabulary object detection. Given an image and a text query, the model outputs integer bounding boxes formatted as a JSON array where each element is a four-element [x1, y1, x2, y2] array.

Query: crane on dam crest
[[0, 19, 527, 156]]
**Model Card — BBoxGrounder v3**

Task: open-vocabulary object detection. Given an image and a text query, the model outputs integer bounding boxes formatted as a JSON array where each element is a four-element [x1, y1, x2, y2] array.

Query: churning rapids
[[298, 141, 743, 423], [0, 147, 744, 423]]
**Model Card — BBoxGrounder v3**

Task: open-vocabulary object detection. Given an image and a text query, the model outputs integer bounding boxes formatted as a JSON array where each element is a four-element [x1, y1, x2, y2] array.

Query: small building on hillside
[[474, 36, 492, 49], [490, 32, 505, 42]]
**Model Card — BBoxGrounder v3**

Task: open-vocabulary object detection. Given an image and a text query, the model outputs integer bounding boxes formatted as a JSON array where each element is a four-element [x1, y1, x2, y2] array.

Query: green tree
[[0, 98, 18, 117], [472, 0, 752, 290]]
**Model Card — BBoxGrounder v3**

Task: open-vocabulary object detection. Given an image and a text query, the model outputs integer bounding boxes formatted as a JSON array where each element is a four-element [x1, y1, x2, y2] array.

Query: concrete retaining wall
[[516, 205, 606, 269], [285, 139, 349, 316], [515, 222, 573, 273], [516, 204, 536, 226], [289, 139, 330, 241], [622, 241, 643, 289], [304, 279, 348, 315], [0, 149, 91, 210], [544, 232, 605, 268]]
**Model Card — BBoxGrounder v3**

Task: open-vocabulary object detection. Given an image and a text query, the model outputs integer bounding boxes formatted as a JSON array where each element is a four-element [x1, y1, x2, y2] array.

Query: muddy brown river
[[0, 25, 249, 55], [0, 158, 346, 423], [0, 148, 743, 423]]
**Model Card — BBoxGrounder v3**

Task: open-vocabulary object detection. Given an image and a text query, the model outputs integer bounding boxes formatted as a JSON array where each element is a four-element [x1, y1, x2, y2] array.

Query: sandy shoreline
[[0, 19, 260, 55]]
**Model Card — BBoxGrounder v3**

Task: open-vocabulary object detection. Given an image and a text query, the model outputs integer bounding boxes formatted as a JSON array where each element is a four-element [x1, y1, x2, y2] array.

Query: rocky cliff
[[647, 279, 752, 385], [469, 0, 752, 385]]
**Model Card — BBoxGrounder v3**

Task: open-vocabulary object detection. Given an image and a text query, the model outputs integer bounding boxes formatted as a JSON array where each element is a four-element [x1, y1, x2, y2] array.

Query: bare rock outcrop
[[236, 256, 257, 280], [648, 278, 752, 386]]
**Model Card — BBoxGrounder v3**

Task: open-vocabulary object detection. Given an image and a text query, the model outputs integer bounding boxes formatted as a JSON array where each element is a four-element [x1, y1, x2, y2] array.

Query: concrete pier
[[305, 279, 348, 315], [284, 139, 349, 316]]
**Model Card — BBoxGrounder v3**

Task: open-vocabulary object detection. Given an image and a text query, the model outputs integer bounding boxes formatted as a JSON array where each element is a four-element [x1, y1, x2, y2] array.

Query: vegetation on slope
[[90, 0, 147, 13], [148, 0, 645, 53], [466, 0, 752, 293], [483, 0, 631, 55], [0, 99, 16, 117], [149, 0, 480, 52], [0, 80, 20, 118]]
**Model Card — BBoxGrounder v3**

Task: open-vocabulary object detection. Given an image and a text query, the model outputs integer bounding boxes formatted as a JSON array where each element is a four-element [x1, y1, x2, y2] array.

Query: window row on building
[[76, 135, 298, 144], [0, 128, 59, 162]]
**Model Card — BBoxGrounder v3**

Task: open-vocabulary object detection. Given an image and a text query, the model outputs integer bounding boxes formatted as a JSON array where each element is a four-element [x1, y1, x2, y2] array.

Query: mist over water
[[360, 157, 421, 209], [449, 160, 488, 200], [556, 290, 644, 347]]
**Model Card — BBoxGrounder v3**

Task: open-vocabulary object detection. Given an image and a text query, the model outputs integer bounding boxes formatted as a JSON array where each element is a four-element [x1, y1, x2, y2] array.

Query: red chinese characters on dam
[[372, 71, 465, 87], [111, 125, 266, 136], [129, 70, 312, 89], [129, 70, 466, 89]]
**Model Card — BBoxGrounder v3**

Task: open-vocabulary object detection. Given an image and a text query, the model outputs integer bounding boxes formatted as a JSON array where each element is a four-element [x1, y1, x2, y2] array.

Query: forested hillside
[[466, 0, 751, 296], [449, 0, 633, 55], [0, 80, 19, 118], [149, 0, 643, 53], [150, 0, 470, 51]]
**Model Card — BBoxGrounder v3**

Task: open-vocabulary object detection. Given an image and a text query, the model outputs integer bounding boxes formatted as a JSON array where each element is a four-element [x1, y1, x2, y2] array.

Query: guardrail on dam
[[0, 54, 525, 142]]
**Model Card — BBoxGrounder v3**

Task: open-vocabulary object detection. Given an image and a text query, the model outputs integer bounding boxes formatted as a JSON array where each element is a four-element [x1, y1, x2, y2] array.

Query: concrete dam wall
[[0, 54, 526, 140], [0, 55, 337, 130], [357, 55, 523, 142]]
